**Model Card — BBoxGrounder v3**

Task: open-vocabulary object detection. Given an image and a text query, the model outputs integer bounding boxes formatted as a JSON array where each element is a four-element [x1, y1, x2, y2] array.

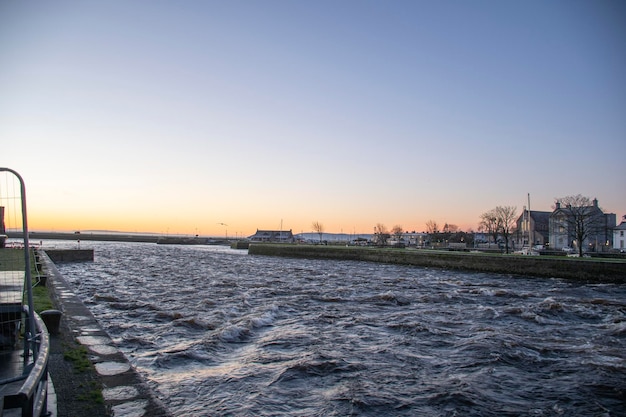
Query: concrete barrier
[[44, 249, 94, 262]]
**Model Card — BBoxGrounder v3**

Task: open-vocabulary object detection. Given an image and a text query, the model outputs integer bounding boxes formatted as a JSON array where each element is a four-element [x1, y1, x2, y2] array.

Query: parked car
[[515, 247, 539, 256], [562, 246, 575, 253]]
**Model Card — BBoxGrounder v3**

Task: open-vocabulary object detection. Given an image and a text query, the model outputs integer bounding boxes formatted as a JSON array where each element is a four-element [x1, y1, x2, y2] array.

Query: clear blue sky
[[1, 1, 624, 236]]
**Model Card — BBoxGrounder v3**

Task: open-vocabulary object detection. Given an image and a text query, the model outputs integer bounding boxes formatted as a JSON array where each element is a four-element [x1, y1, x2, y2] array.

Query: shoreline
[[248, 244, 626, 283]]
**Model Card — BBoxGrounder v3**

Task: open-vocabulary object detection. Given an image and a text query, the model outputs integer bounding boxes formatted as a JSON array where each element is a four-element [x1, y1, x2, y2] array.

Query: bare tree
[[391, 225, 403, 239], [373, 223, 390, 246], [425, 220, 438, 234], [554, 195, 606, 257], [311, 221, 324, 243], [479, 210, 499, 247], [495, 206, 517, 254]]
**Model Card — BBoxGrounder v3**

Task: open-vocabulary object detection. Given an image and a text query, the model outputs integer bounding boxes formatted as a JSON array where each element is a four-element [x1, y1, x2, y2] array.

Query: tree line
[[310, 194, 605, 255]]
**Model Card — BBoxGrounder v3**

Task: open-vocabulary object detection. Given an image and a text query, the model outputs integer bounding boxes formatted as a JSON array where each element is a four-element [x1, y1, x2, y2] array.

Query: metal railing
[[0, 307, 49, 417], [0, 168, 50, 417]]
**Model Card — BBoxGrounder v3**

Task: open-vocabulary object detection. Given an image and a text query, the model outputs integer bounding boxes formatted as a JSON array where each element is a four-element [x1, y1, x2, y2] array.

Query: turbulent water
[[53, 241, 625, 416]]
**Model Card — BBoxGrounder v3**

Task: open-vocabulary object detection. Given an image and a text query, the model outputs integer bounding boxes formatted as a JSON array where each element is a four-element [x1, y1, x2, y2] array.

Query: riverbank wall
[[248, 244, 626, 283], [45, 249, 94, 262], [10, 231, 160, 243]]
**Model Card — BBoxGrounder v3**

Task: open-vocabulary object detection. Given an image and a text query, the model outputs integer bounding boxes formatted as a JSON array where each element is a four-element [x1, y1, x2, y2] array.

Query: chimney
[[593, 198, 598, 207], [555, 201, 561, 210]]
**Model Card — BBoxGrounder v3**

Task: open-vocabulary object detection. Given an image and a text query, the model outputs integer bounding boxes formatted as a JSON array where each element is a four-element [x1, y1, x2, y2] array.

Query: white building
[[613, 216, 626, 252]]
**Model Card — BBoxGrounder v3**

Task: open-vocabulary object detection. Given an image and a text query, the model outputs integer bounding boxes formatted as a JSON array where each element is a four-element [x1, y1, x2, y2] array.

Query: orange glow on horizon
[[28, 212, 480, 237]]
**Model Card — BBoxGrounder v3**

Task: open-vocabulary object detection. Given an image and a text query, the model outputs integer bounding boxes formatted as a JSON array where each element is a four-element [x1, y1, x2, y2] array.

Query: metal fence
[[0, 168, 50, 417]]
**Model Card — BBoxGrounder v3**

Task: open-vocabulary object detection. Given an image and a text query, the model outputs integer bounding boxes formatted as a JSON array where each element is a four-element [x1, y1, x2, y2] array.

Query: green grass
[[63, 344, 93, 373], [33, 284, 55, 312], [76, 381, 104, 404]]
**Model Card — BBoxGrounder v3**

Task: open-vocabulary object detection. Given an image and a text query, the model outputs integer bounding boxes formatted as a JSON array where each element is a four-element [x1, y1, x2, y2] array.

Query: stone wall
[[248, 244, 626, 283], [44, 249, 94, 262]]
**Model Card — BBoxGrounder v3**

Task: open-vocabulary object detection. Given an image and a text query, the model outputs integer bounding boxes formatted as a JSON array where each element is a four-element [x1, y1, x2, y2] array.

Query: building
[[248, 229, 295, 243], [513, 209, 551, 248], [402, 232, 429, 247], [613, 215, 626, 252], [549, 198, 616, 252]]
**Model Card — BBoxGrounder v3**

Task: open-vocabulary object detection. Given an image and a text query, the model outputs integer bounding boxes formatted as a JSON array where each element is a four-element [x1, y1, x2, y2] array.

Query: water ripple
[[54, 241, 626, 416]]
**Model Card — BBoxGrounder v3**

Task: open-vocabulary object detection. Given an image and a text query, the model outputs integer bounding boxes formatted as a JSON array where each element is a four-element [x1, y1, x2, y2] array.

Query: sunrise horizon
[[2, 1, 624, 241], [21, 191, 622, 238]]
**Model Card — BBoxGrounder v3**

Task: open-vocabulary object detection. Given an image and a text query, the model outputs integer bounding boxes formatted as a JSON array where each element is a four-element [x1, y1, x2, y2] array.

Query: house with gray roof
[[513, 209, 551, 249], [549, 198, 616, 252], [249, 229, 295, 243]]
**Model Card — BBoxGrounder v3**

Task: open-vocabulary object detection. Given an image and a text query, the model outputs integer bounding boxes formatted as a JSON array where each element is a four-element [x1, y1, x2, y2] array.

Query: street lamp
[[218, 223, 228, 238]]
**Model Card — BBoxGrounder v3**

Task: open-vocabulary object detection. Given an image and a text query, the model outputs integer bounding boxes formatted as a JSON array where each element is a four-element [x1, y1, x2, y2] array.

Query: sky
[[1, 0, 625, 237]]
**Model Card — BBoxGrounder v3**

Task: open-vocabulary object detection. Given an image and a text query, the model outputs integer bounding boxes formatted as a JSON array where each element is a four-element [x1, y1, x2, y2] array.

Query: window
[[621, 231, 624, 237]]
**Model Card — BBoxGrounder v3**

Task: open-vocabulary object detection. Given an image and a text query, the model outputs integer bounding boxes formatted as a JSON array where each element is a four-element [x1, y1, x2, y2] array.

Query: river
[[52, 241, 625, 416]]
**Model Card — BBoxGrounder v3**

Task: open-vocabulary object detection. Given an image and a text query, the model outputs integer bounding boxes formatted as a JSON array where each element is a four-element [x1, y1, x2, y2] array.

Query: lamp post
[[218, 223, 228, 239]]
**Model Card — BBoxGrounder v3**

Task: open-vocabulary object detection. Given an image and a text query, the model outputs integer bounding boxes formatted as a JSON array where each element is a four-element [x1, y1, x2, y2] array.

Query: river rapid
[[53, 241, 625, 416]]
